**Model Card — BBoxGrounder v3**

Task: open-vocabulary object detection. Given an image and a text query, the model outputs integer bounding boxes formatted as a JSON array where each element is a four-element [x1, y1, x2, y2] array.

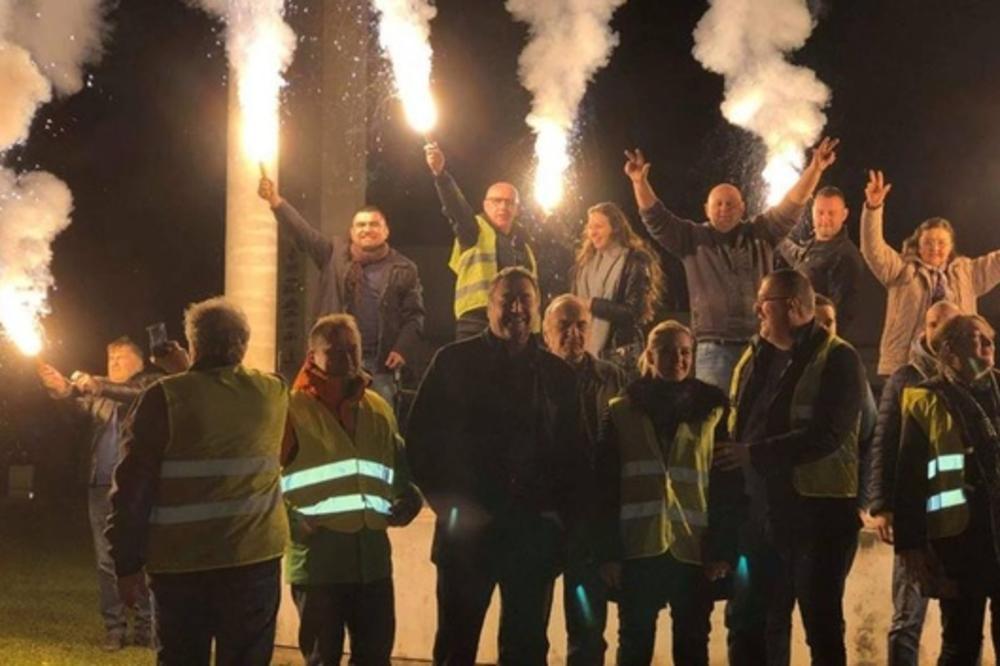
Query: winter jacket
[[405, 331, 584, 565], [640, 199, 804, 339], [572, 248, 655, 352], [860, 205, 1000, 375], [273, 201, 425, 368], [866, 336, 939, 515], [777, 228, 865, 332]]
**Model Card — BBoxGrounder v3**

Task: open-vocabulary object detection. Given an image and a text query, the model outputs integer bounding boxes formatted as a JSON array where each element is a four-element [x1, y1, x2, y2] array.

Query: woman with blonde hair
[[861, 170, 1000, 376], [595, 319, 742, 665], [572, 202, 664, 372]]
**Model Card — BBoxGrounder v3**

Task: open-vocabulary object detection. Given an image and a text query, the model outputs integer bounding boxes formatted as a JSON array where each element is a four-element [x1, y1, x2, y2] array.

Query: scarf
[[292, 353, 369, 435], [575, 243, 627, 354], [345, 243, 391, 314]]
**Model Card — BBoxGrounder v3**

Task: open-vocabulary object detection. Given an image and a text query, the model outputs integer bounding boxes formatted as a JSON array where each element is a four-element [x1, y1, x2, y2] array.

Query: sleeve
[[593, 411, 623, 563], [391, 265, 426, 361], [748, 344, 865, 469], [273, 200, 335, 269], [388, 416, 423, 527], [638, 200, 699, 258], [706, 408, 746, 565], [860, 205, 906, 286], [893, 403, 931, 552], [93, 378, 147, 406], [105, 384, 169, 577], [404, 350, 450, 511], [857, 381, 879, 509], [968, 249, 1000, 296], [830, 249, 864, 329], [590, 252, 650, 330], [752, 199, 806, 245], [776, 237, 806, 269], [867, 369, 909, 515], [433, 170, 480, 249]]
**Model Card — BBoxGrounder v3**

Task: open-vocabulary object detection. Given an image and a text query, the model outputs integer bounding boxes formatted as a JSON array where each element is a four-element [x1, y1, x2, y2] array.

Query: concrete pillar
[[225, 77, 278, 373]]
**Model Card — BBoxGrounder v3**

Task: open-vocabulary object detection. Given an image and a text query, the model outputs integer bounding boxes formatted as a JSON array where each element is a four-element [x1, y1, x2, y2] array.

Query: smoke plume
[[506, 0, 628, 211], [692, 0, 830, 204], [372, 0, 438, 134], [0, 0, 111, 353]]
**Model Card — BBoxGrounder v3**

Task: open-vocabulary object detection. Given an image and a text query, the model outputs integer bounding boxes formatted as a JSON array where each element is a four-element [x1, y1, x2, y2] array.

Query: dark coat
[[574, 248, 654, 352], [405, 331, 585, 565], [273, 202, 425, 368]]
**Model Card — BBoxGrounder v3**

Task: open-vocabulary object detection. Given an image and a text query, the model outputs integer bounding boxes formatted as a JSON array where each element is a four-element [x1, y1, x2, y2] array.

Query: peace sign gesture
[[808, 137, 840, 172], [865, 170, 892, 209], [623, 149, 651, 184]]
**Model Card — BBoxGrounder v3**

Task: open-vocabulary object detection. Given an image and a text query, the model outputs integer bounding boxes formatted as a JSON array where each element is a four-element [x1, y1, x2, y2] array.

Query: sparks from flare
[[531, 119, 571, 214], [762, 146, 803, 206], [0, 284, 44, 356], [236, 20, 285, 164], [372, 0, 438, 135]]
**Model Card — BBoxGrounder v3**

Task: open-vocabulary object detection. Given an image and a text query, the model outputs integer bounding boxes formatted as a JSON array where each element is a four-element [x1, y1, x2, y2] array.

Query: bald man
[[623, 138, 839, 390], [426, 143, 539, 339]]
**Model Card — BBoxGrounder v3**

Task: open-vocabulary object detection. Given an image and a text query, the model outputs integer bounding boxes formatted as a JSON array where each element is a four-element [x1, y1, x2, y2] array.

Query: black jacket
[[574, 248, 654, 352], [777, 229, 865, 331], [273, 202, 425, 368], [405, 331, 584, 564], [731, 321, 866, 537]]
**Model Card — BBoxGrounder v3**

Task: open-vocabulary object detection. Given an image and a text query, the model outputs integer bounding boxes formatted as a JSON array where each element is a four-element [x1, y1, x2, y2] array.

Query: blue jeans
[[888, 553, 928, 665], [89, 486, 153, 638], [695, 340, 747, 391], [363, 355, 397, 412]]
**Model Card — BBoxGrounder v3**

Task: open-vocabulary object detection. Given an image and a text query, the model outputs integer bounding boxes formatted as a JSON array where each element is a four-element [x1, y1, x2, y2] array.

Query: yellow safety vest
[[146, 366, 289, 574], [728, 334, 859, 498], [610, 395, 722, 565], [448, 215, 538, 319], [901, 386, 970, 539], [282, 389, 400, 533]]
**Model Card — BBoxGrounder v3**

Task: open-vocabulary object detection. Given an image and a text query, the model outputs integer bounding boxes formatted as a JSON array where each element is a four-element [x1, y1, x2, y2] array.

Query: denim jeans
[[88, 486, 152, 638], [694, 341, 748, 391], [363, 354, 398, 413], [150, 558, 281, 666], [888, 553, 928, 665]]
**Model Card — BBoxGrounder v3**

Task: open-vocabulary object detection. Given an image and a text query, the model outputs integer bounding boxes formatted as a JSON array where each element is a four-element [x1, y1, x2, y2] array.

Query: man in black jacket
[[407, 268, 585, 665], [258, 176, 424, 407], [543, 294, 625, 666], [718, 269, 865, 666], [37, 337, 157, 651], [867, 299, 959, 665]]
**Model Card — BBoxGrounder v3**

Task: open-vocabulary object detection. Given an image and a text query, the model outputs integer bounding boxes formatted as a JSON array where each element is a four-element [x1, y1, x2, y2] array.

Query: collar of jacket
[[908, 335, 939, 379], [626, 376, 727, 426], [482, 328, 543, 362]]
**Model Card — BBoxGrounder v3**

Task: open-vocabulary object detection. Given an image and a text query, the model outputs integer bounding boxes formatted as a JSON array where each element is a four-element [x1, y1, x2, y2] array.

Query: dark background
[[3, 0, 1000, 490]]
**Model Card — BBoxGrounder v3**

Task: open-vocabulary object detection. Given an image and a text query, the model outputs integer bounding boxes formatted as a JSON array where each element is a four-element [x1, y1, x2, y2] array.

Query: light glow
[[762, 146, 803, 206], [373, 0, 438, 135], [531, 118, 571, 214], [0, 283, 44, 356]]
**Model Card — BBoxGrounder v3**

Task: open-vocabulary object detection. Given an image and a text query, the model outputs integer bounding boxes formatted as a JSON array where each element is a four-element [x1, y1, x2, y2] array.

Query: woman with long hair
[[572, 202, 664, 370], [861, 170, 1000, 376], [595, 320, 741, 665]]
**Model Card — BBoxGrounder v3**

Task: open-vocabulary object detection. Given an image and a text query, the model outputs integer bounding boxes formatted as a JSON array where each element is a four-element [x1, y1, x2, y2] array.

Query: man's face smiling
[[350, 211, 389, 251]]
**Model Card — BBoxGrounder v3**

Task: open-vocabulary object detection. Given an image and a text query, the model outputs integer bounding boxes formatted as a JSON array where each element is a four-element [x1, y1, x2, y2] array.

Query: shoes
[[101, 632, 125, 652]]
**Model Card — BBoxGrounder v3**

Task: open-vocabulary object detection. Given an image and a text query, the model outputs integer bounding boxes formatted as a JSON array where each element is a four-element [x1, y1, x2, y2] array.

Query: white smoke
[[0, 0, 110, 353], [372, 0, 438, 134], [692, 0, 830, 204], [507, 0, 628, 211], [185, 0, 296, 163]]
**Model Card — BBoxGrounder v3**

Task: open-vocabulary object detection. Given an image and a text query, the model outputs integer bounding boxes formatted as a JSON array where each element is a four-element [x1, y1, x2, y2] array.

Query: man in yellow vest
[[407, 267, 584, 665], [107, 297, 290, 666], [425, 142, 538, 339], [717, 269, 865, 666], [895, 314, 1000, 663], [281, 313, 421, 665]]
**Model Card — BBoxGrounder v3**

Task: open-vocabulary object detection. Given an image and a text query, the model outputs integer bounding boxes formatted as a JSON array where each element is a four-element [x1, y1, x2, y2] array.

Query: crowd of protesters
[[38, 135, 1000, 666]]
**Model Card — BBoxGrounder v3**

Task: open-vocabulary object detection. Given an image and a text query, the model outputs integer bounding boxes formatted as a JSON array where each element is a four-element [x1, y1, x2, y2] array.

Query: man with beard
[[407, 268, 584, 665]]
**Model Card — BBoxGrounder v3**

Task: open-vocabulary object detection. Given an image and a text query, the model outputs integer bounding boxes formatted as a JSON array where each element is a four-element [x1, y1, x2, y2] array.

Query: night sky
[[3, 0, 1000, 477]]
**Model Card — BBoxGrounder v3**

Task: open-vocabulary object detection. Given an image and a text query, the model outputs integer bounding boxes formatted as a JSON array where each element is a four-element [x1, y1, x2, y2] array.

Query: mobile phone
[[146, 322, 169, 357]]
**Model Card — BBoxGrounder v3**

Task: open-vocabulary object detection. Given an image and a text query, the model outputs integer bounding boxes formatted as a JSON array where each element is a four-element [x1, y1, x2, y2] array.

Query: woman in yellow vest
[[595, 320, 742, 666], [281, 314, 421, 666], [895, 314, 1000, 664]]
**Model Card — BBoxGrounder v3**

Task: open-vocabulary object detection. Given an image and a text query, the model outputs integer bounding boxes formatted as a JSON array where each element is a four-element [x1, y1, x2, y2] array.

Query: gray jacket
[[273, 201, 425, 368], [640, 199, 804, 339]]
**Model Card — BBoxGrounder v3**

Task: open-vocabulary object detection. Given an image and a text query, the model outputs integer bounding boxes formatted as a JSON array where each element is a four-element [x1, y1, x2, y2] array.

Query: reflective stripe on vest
[[448, 215, 537, 319], [147, 366, 289, 574], [901, 386, 971, 539], [611, 395, 721, 564], [282, 389, 400, 534], [729, 334, 859, 498]]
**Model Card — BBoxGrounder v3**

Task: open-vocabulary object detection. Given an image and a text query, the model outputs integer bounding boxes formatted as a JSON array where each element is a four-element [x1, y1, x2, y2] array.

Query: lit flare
[[373, 0, 438, 135]]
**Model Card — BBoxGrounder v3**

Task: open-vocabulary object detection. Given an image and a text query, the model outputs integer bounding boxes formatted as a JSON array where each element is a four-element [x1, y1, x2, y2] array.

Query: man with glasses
[[425, 142, 538, 339], [717, 269, 865, 666]]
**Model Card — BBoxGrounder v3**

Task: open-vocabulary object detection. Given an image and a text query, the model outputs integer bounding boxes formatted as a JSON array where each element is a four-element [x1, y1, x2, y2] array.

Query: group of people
[[36, 134, 1000, 666]]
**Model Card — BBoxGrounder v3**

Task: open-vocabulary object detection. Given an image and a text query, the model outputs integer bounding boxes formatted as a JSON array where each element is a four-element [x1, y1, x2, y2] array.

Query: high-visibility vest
[[610, 395, 722, 565], [146, 366, 289, 574], [448, 215, 538, 319], [901, 386, 970, 539], [281, 389, 400, 533], [728, 333, 859, 498]]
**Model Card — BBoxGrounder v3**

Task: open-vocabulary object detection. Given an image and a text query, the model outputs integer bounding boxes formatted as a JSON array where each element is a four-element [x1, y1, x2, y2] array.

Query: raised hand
[[623, 148, 651, 183], [808, 137, 840, 172], [257, 176, 282, 208], [425, 142, 446, 176], [37, 363, 72, 398], [865, 169, 892, 209]]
